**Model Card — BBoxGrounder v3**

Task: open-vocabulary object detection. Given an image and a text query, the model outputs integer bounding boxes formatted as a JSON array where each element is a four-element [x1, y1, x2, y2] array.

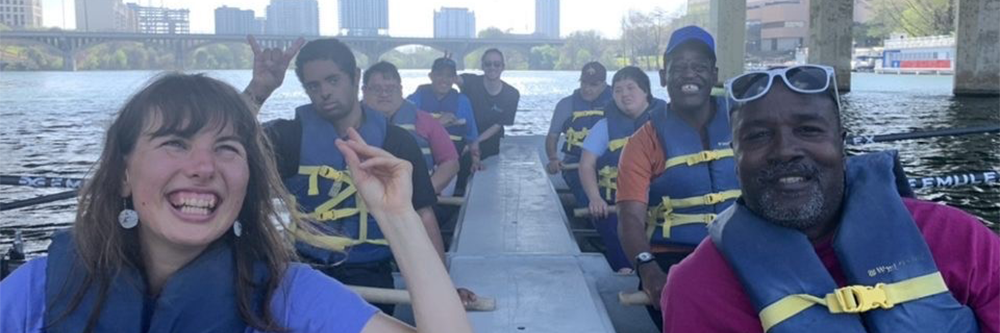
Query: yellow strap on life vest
[[397, 124, 416, 131], [564, 127, 590, 149], [608, 138, 629, 152], [299, 166, 352, 196], [597, 165, 618, 201], [664, 149, 734, 170], [571, 110, 604, 121], [449, 134, 462, 142], [290, 166, 389, 251], [646, 190, 741, 238], [758, 272, 950, 332]]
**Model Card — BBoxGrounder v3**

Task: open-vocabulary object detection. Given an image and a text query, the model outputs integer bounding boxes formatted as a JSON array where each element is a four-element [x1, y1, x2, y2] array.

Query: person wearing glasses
[[241, 38, 450, 314], [365, 61, 460, 195], [614, 26, 739, 330], [659, 64, 999, 333], [407, 57, 482, 190], [452, 49, 521, 195]]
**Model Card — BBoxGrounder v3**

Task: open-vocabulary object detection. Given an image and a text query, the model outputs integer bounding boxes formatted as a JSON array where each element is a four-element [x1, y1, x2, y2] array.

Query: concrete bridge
[[0, 30, 564, 71], [706, 0, 998, 96]]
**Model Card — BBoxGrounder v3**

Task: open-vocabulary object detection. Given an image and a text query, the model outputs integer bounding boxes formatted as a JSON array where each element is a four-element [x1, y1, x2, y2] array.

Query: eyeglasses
[[363, 84, 400, 95], [725, 65, 839, 108], [482, 61, 504, 68]]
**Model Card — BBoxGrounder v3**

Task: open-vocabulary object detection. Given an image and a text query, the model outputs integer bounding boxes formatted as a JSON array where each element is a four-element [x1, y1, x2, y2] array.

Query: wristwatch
[[635, 252, 656, 267]]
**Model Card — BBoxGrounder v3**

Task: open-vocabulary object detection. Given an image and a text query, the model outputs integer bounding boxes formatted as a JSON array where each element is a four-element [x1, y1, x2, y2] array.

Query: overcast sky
[[41, 0, 686, 38]]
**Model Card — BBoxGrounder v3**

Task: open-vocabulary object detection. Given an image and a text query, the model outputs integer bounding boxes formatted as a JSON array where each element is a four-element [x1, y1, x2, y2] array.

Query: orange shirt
[[615, 122, 666, 204]]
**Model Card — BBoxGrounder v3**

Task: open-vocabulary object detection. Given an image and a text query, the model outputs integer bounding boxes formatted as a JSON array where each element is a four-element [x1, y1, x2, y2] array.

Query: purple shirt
[[661, 198, 1000, 333], [0, 259, 378, 333]]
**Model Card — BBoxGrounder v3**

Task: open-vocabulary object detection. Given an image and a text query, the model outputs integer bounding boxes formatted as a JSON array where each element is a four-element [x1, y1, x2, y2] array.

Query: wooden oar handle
[[347, 285, 496, 311], [437, 196, 465, 206], [572, 206, 618, 218], [618, 291, 652, 306]]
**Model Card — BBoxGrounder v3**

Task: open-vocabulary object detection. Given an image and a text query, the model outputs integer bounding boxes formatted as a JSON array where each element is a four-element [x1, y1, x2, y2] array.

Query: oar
[[845, 125, 999, 146], [573, 206, 617, 218], [347, 285, 496, 311], [619, 291, 652, 306], [437, 196, 465, 206], [0, 190, 79, 211], [1, 175, 85, 189]]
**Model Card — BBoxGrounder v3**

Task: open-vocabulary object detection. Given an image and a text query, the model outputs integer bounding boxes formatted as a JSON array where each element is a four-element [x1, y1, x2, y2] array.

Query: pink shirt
[[414, 110, 459, 165], [661, 198, 1000, 333]]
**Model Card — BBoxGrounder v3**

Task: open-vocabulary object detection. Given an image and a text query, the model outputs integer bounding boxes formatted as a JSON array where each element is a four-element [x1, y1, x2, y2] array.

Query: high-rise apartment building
[[339, 0, 388, 36], [534, 0, 559, 38], [266, 0, 319, 36], [75, 0, 136, 32], [0, 0, 42, 29], [434, 7, 475, 38], [215, 6, 256, 35], [127, 3, 189, 34]]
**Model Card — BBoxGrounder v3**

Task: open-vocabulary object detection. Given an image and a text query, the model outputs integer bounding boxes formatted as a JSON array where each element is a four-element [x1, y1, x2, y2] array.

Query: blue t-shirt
[[581, 119, 610, 156], [0, 258, 379, 333], [406, 91, 480, 142]]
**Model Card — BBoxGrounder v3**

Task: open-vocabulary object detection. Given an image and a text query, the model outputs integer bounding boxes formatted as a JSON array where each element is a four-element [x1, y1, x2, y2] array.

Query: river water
[[1, 70, 997, 254]]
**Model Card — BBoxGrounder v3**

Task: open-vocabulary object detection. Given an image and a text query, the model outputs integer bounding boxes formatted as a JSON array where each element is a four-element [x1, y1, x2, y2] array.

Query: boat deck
[[397, 136, 657, 332]]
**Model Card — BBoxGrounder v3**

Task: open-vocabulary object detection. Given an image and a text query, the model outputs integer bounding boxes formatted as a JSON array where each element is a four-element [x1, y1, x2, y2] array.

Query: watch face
[[637, 252, 653, 262]]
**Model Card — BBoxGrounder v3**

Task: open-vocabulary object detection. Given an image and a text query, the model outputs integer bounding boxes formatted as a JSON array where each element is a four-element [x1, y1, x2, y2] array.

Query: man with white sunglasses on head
[[659, 65, 999, 333]]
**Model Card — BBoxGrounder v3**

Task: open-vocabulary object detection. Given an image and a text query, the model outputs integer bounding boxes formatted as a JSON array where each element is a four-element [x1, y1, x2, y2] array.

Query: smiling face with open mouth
[[664, 44, 717, 113], [123, 114, 249, 253], [732, 81, 845, 231]]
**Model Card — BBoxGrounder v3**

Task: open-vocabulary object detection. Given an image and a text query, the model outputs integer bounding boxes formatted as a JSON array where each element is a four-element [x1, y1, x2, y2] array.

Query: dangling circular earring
[[232, 220, 243, 237], [118, 198, 139, 229]]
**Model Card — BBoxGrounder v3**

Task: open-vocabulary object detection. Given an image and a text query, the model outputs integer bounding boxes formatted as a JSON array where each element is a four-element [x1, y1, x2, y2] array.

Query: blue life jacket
[[646, 96, 739, 246], [560, 87, 613, 162], [383, 101, 434, 170], [411, 84, 467, 153], [594, 98, 666, 202], [284, 104, 391, 265], [44, 231, 265, 333], [710, 151, 979, 333]]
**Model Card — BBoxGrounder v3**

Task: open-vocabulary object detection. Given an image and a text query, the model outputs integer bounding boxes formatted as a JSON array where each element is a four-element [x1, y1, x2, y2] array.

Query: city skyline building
[[215, 5, 255, 35], [339, 0, 388, 36], [128, 3, 190, 34], [433, 7, 475, 38], [534, 0, 559, 38], [265, 0, 318, 36], [745, 0, 810, 52], [0, 0, 43, 29], [74, 0, 136, 32]]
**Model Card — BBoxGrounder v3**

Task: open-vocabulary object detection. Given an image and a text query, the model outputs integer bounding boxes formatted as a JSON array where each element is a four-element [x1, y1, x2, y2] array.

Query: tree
[[869, 0, 953, 37]]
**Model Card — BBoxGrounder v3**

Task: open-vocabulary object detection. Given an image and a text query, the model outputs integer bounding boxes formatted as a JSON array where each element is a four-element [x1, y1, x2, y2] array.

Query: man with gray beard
[[659, 65, 998, 333]]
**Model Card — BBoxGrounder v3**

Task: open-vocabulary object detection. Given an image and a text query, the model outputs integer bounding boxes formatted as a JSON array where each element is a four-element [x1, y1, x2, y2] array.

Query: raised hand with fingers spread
[[244, 35, 305, 108]]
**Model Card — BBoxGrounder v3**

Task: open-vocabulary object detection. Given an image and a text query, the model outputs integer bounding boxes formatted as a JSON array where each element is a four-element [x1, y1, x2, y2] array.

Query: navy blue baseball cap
[[664, 25, 716, 60]]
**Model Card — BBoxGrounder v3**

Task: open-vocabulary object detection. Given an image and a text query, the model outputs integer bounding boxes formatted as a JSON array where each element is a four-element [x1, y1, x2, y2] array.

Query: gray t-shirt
[[547, 96, 575, 135]]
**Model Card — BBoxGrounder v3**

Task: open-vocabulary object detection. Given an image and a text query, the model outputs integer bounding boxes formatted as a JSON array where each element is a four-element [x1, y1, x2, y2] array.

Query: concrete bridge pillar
[[709, 0, 747, 84], [61, 51, 76, 71], [808, 0, 853, 92], [953, 0, 1000, 96]]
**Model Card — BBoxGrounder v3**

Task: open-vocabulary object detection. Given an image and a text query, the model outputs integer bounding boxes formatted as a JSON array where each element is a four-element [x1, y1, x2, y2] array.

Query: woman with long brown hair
[[0, 73, 472, 333]]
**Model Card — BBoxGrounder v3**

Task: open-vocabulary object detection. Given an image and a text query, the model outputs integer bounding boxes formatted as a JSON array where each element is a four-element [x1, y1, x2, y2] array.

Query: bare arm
[[430, 160, 459, 194], [337, 128, 472, 333], [417, 207, 447, 264], [579, 151, 608, 218], [544, 133, 562, 174], [618, 200, 667, 309]]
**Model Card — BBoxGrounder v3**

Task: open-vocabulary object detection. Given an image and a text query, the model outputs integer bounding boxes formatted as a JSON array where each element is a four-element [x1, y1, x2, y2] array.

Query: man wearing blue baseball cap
[[614, 25, 740, 330]]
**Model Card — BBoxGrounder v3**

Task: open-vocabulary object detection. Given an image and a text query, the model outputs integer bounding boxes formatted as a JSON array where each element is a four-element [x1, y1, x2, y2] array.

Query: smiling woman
[[0, 73, 472, 333]]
